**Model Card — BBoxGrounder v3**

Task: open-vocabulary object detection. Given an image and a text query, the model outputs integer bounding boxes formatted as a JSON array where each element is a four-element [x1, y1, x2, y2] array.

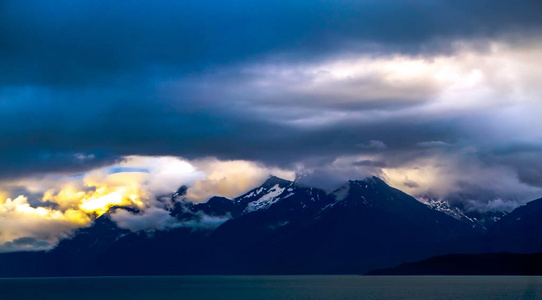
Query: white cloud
[[187, 158, 295, 202], [0, 156, 294, 251], [110, 207, 179, 232]]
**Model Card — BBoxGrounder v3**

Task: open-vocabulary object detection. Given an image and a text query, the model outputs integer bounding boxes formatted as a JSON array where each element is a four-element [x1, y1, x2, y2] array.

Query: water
[[1, 276, 541, 299]]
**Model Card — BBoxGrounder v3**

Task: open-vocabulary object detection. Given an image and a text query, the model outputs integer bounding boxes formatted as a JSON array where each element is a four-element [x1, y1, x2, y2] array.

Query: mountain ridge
[[0, 175, 540, 277]]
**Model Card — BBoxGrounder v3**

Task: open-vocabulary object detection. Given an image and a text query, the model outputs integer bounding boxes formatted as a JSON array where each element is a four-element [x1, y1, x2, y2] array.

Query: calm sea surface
[[1, 276, 541, 300]]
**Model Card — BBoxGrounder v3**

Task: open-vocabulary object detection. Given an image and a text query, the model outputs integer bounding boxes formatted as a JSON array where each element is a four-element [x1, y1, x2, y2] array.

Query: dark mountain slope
[[0, 176, 514, 277], [205, 177, 479, 274], [485, 197, 542, 253], [367, 252, 542, 275]]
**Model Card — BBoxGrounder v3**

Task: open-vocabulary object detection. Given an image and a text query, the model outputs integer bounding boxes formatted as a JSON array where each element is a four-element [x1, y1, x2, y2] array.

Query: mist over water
[[1, 276, 541, 300]]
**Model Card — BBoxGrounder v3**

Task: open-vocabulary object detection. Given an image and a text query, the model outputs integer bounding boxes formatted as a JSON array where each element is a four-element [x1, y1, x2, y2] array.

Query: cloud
[[110, 207, 179, 232], [116, 156, 205, 198], [417, 141, 452, 148], [1, 0, 541, 87], [11, 38, 542, 197], [187, 159, 295, 202], [172, 213, 231, 231], [0, 195, 90, 252], [358, 140, 388, 151], [1, 237, 56, 253], [296, 155, 385, 191], [381, 151, 542, 212], [0, 0, 542, 250], [352, 160, 388, 168], [465, 198, 523, 213], [0, 156, 293, 251], [1, 42, 541, 208]]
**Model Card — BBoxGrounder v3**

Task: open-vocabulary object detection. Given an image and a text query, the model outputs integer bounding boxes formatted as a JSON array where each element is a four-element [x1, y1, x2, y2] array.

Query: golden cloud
[[0, 156, 294, 252]]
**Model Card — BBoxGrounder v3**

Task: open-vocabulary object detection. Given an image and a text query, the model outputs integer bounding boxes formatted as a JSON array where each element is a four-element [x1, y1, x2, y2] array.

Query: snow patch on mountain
[[426, 199, 465, 219], [425, 199, 485, 229], [242, 187, 265, 199], [244, 184, 286, 213]]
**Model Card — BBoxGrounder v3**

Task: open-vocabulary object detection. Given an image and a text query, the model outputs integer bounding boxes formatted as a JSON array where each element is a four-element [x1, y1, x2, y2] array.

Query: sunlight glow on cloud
[[0, 195, 90, 252], [188, 158, 295, 203], [381, 154, 542, 212], [0, 37, 541, 253], [0, 156, 293, 252], [228, 40, 542, 128]]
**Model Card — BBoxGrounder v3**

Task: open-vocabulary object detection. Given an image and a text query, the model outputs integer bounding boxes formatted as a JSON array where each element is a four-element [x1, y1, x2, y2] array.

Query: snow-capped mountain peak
[[233, 176, 294, 213]]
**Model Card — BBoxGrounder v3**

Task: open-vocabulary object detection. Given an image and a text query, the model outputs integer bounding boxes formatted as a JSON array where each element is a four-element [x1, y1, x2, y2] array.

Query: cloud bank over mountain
[[0, 156, 293, 252], [1, 0, 542, 250]]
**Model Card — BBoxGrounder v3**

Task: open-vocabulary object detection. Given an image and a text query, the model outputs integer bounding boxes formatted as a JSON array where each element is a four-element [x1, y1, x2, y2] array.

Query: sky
[[1, 0, 542, 251]]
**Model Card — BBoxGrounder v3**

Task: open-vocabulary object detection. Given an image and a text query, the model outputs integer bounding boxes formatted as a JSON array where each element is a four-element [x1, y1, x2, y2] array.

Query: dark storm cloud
[[1, 237, 53, 252], [0, 68, 464, 179], [1, 0, 542, 210], [352, 160, 387, 168], [1, 0, 542, 87]]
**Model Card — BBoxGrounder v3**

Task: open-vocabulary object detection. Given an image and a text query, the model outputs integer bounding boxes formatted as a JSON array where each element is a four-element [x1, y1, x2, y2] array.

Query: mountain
[[485, 197, 542, 253], [168, 176, 479, 273], [425, 199, 485, 229], [424, 198, 508, 231], [432, 197, 542, 256], [366, 252, 542, 275], [0, 176, 538, 277], [366, 197, 542, 275], [170, 176, 297, 221]]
